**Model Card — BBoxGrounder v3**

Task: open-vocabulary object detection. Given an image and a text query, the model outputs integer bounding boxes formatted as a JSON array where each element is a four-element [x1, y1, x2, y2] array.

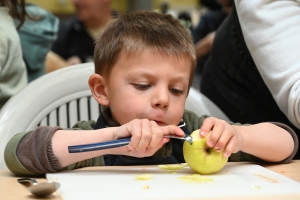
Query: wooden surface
[[1, 160, 300, 200]]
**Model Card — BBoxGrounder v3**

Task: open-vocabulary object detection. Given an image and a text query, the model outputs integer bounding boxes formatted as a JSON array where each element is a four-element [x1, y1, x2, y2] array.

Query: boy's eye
[[133, 84, 151, 90], [170, 88, 183, 94]]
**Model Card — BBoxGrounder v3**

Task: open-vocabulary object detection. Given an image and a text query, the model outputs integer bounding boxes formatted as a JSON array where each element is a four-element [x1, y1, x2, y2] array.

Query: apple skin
[[183, 130, 228, 174]]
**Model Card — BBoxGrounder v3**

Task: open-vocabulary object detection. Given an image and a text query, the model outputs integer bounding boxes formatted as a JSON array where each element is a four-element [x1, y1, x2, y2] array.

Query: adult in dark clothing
[[192, 9, 227, 43], [51, 17, 95, 64], [200, 0, 222, 10], [192, 0, 233, 74], [46, 0, 117, 72], [200, 1, 300, 159]]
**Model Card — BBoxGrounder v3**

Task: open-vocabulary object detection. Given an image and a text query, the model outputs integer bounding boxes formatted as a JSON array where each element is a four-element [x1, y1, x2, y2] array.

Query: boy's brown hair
[[94, 11, 196, 87]]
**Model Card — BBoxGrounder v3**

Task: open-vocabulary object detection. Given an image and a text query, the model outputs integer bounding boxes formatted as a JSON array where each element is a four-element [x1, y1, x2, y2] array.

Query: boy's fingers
[[128, 121, 185, 152], [207, 122, 225, 148], [200, 117, 216, 137], [135, 120, 152, 152], [146, 138, 169, 156], [148, 123, 164, 148], [161, 125, 185, 137], [223, 138, 236, 158], [213, 128, 233, 151], [127, 121, 142, 151]]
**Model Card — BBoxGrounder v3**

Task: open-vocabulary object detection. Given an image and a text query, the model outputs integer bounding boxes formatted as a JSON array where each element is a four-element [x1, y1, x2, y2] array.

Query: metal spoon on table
[[17, 178, 60, 197]]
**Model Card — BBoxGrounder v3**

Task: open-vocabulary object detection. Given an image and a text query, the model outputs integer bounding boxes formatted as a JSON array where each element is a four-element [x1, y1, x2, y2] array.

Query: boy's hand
[[113, 119, 185, 158], [199, 117, 243, 158]]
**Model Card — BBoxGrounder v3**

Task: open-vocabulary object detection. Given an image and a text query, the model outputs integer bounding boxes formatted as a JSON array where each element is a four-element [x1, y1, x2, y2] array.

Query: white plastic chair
[[0, 62, 228, 169]]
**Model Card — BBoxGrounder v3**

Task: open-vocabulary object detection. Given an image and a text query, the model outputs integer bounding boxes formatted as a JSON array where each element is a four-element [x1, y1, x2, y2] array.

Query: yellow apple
[[183, 130, 228, 174]]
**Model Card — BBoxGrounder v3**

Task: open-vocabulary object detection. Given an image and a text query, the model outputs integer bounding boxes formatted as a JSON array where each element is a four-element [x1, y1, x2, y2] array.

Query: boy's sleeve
[[272, 122, 299, 163], [4, 126, 62, 177], [5, 120, 105, 177], [229, 122, 299, 164], [4, 131, 38, 176]]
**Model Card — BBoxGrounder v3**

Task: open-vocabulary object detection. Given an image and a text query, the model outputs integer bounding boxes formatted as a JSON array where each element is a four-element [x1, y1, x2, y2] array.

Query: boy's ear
[[88, 74, 109, 106]]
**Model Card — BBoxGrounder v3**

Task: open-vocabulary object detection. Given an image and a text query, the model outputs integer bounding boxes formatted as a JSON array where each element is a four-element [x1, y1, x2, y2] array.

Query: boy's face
[[101, 50, 192, 126]]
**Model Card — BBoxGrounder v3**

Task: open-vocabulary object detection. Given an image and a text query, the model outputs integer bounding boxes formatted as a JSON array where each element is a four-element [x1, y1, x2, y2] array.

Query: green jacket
[[4, 110, 297, 177]]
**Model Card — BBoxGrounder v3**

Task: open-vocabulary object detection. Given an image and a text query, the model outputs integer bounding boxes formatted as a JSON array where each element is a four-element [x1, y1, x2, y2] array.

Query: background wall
[[27, 0, 200, 15]]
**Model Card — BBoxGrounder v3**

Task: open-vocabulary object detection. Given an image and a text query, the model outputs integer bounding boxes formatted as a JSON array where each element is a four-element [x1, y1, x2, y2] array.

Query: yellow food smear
[[181, 163, 188, 167], [158, 164, 185, 170], [177, 174, 213, 184], [135, 174, 154, 180], [252, 185, 262, 190], [143, 185, 150, 189]]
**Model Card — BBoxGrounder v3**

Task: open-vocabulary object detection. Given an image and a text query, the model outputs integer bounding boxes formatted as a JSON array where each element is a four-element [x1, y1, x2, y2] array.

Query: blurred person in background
[[200, 0, 222, 10], [0, 0, 27, 109], [15, 3, 58, 82], [46, 0, 117, 72], [192, 0, 233, 76]]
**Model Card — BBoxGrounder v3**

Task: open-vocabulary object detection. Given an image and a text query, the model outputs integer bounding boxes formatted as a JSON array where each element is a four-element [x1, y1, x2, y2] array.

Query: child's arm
[[199, 117, 296, 162], [52, 119, 185, 168]]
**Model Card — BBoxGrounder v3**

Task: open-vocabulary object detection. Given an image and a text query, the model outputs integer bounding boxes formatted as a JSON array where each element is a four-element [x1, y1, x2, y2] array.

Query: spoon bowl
[[17, 178, 60, 197]]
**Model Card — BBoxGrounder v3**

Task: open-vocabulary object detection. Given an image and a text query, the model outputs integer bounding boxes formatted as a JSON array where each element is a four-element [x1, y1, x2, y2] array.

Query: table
[[1, 161, 300, 200]]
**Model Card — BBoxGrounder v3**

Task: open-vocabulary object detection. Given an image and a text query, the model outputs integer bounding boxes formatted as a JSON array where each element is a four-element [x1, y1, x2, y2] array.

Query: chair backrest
[[0, 62, 228, 169]]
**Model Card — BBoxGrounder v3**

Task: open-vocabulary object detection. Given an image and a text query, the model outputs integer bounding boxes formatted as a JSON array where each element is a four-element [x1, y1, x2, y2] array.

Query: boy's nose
[[152, 88, 169, 109]]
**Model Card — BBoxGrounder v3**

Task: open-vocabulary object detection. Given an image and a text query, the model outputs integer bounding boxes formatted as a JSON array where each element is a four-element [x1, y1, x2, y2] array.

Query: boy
[[5, 11, 298, 176]]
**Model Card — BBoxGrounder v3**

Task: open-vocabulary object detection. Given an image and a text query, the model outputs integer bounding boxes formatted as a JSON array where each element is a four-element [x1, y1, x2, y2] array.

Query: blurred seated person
[[177, 11, 193, 32], [160, 2, 169, 14], [193, 0, 233, 75], [46, 0, 117, 73], [15, 3, 58, 82], [0, 0, 27, 109]]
